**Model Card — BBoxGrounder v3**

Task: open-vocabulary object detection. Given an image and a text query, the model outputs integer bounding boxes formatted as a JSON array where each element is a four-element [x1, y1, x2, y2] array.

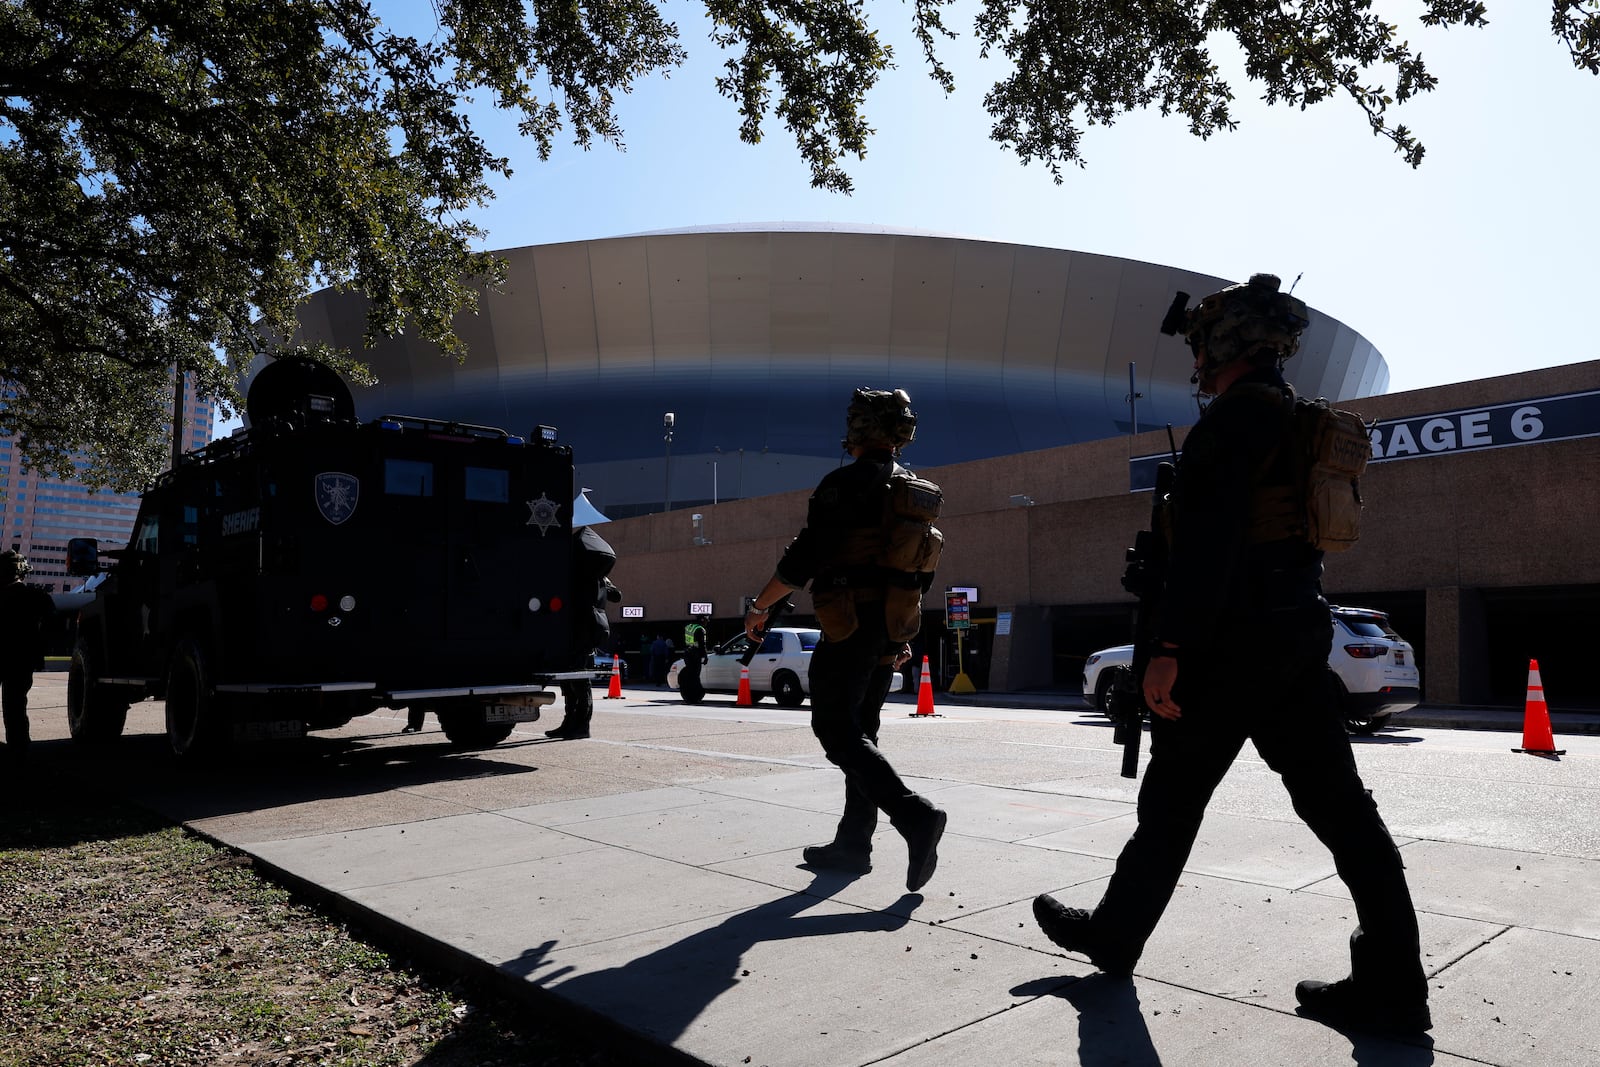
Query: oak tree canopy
[[2, 0, 1595, 489]]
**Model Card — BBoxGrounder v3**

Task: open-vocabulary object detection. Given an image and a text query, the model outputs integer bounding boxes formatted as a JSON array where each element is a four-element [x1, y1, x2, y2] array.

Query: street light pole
[[662, 412, 675, 512], [1127, 361, 1142, 438]]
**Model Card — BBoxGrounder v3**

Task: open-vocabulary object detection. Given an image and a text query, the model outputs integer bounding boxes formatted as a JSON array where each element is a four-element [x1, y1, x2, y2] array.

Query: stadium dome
[[292, 225, 1390, 516]]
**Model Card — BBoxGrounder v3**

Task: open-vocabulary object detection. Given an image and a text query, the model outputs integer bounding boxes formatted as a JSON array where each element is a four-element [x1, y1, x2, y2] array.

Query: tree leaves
[[1, 0, 1594, 490]]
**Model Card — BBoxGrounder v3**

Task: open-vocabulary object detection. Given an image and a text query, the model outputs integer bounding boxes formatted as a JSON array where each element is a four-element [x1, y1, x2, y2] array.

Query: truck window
[[133, 515, 159, 553], [464, 467, 509, 503], [385, 459, 433, 497]]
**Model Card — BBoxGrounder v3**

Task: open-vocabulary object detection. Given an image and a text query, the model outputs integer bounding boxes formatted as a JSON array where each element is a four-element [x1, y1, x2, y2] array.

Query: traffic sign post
[[945, 589, 976, 695]]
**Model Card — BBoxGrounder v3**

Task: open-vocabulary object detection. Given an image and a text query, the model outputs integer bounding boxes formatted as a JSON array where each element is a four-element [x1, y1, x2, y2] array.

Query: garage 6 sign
[[1129, 389, 1600, 491], [1367, 390, 1600, 463]]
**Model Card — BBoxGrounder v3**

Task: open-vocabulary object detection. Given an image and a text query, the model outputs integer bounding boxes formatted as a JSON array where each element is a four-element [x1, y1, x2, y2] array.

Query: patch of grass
[[0, 790, 632, 1067]]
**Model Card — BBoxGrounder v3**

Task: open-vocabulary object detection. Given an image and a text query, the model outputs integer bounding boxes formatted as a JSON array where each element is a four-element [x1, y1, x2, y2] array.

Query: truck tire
[[437, 708, 517, 749], [66, 640, 129, 746], [772, 670, 806, 708], [165, 637, 226, 759]]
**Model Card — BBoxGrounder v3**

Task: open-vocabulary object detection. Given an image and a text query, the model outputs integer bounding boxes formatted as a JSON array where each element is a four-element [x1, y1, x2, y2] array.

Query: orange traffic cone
[[604, 655, 623, 700], [909, 655, 941, 718], [1513, 659, 1565, 756], [736, 664, 753, 706]]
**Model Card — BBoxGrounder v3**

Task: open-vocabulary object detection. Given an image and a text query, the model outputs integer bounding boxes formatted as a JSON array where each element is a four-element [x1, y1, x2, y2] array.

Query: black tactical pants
[[808, 607, 933, 851], [559, 680, 593, 729], [1090, 619, 1427, 1002], [2, 668, 34, 757]]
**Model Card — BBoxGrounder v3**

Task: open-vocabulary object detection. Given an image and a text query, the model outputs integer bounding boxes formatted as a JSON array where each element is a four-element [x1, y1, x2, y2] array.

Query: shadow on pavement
[[54, 730, 538, 823], [501, 875, 923, 1046], [1298, 1011, 1438, 1066]]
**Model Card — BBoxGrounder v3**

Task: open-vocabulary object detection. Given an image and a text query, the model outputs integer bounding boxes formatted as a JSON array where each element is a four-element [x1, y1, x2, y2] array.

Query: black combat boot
[[801, 841, 873, 874], [900, 806, 947, 892], [1295, 978, 1432, 1035], [1032, 895, 1136, 977]]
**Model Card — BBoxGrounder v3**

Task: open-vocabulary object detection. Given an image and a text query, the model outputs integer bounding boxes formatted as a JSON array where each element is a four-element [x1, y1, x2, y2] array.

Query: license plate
[[235, 720, 307, 741], [485, 703, 543, 724]]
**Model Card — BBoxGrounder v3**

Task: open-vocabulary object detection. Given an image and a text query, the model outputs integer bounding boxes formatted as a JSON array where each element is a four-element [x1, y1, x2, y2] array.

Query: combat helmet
[[842, 388, 917, 452], [0, 550, 30, 582], [1161, 273, 1310, 376]]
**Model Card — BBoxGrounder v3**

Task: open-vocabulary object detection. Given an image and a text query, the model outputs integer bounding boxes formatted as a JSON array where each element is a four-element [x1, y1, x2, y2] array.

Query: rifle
[[1109, 431, 1177, 780], [740, 596, 794, 666]]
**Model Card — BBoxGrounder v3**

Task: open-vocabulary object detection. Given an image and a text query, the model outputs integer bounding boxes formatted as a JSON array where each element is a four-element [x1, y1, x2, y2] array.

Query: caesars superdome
[[292, 225, 1390, 517]]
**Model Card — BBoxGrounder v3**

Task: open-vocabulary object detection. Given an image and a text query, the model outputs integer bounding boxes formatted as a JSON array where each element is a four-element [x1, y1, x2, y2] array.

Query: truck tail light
[[310, 593, 329, 612], [1343, 643, 1387, 659]]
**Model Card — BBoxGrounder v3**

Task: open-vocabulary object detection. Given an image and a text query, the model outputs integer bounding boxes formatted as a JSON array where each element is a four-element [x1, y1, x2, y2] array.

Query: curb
[[932, 691, 1600, 736]]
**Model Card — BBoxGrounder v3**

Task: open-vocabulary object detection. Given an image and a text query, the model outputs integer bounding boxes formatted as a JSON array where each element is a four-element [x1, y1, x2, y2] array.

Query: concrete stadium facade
[[293, 225, 1390, 517], [592, 359, 1600, 712], [290, 227, 1600, 711]]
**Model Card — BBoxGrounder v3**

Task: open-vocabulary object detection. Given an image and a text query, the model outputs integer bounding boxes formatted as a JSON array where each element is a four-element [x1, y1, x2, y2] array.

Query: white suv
[[668, 627, 821, 707], [1081, 605, 1421, 733], [1328, 606, 1421, 732], [668, 627, 910, 707]]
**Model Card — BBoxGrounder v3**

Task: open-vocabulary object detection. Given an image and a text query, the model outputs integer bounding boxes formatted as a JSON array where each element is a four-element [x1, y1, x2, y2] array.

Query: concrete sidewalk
[[26, 676, 1600, 1066]]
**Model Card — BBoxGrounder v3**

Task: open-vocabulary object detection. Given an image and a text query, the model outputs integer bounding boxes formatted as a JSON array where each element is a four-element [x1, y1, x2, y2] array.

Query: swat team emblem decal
[[315, 472, 360, 526], [526, 492, 562, 536]]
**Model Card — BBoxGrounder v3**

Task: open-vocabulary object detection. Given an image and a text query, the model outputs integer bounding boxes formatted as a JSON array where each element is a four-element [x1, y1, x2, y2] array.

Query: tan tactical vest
[[1243, 385, 1371, 552], [812, 465, 944, 642]]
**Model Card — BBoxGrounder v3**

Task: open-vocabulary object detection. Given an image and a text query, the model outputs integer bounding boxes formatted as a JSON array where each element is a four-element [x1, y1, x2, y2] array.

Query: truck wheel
[[436, 709, 516, 748], [66, 641, 129, 746], [772, 670, 806, 708], [166, 637, 225, 759]]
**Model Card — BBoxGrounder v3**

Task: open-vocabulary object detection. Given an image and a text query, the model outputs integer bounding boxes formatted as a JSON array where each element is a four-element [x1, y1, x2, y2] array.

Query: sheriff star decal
[[526, 492, 562, 536]]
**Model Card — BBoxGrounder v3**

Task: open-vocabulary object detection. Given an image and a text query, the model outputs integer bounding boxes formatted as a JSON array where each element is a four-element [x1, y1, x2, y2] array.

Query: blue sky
[[384, 2, 1598, 398]]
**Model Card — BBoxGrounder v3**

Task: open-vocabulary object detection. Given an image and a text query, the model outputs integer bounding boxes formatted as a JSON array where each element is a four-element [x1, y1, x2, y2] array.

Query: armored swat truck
[[66, 356, 597, 757]]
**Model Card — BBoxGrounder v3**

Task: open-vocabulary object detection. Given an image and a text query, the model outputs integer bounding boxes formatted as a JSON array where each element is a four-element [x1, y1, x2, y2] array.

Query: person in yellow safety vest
[[676, 615, 711, 701], [684, 618, 709, 664]]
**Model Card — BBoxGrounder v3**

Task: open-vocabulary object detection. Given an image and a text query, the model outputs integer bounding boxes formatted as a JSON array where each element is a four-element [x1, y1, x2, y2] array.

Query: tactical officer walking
[[1033, 275, 1431, 1035], [1, 551, 56, 767], [744, 388, 947, 892]]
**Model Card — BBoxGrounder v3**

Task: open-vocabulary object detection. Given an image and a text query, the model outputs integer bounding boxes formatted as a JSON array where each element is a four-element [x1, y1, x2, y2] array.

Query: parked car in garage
[[667, 628, 908, 707], [590, 648, 628, 686], [1080, 605, 1421, 734]]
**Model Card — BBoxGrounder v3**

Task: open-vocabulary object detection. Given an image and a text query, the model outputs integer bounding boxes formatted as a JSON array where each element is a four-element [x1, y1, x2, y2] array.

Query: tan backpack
[[1250, 390, 1372, 552]]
